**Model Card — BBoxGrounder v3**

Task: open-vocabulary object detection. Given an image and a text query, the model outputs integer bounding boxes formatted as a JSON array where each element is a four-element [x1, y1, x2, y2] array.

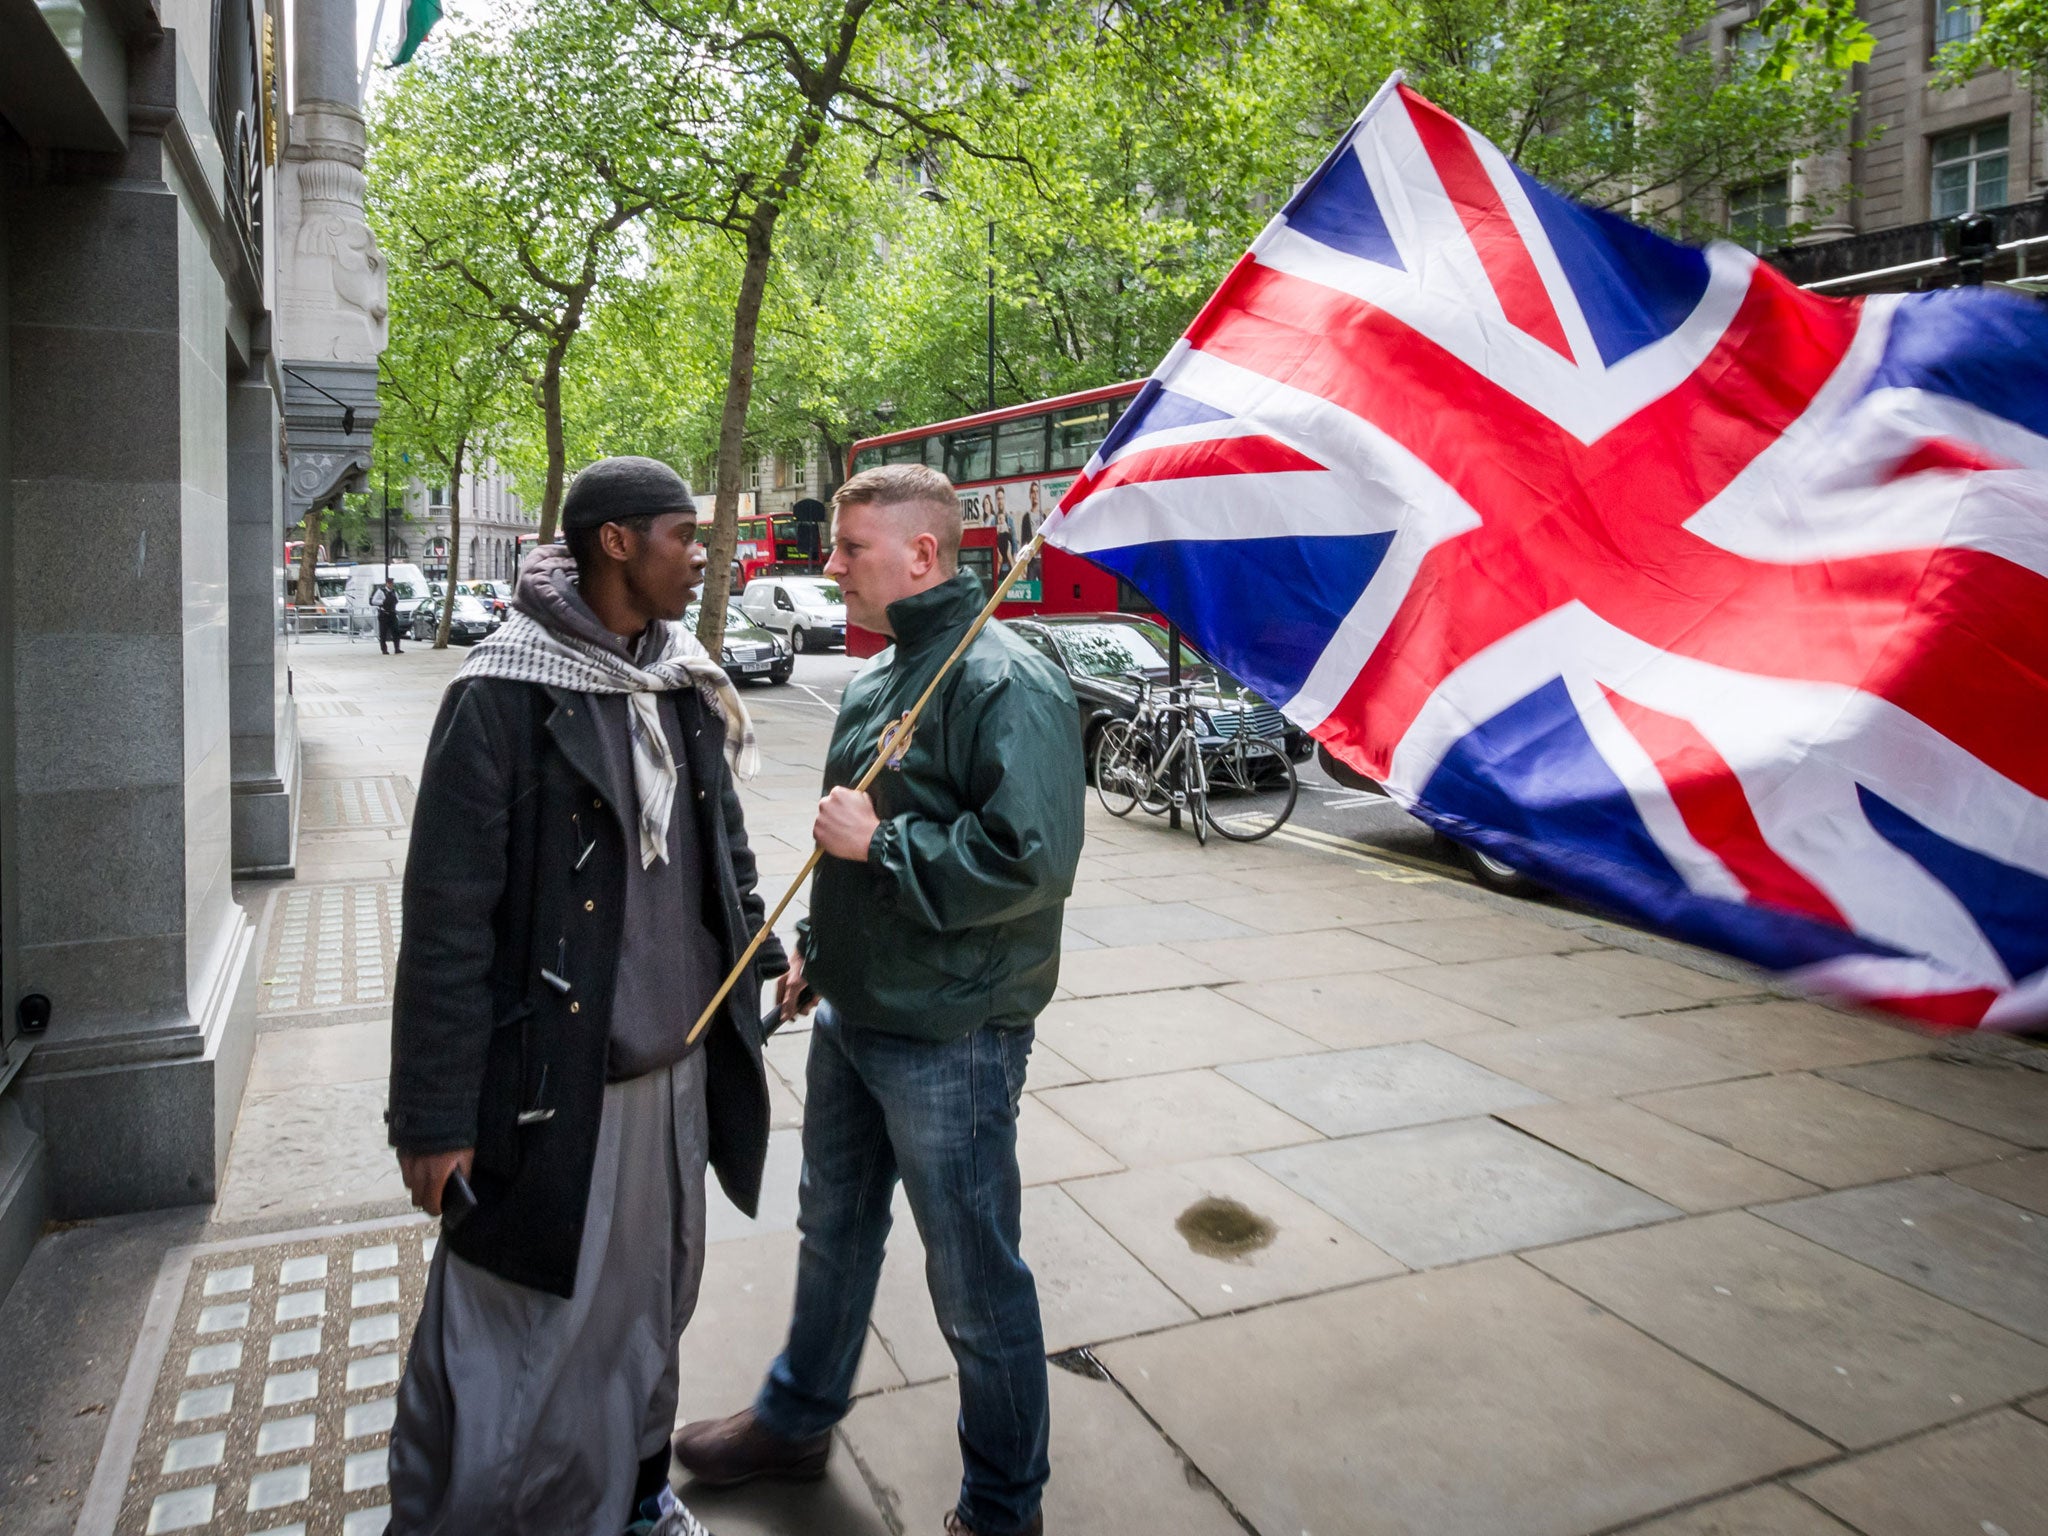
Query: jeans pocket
[[999, 1025, 1032, 1111]]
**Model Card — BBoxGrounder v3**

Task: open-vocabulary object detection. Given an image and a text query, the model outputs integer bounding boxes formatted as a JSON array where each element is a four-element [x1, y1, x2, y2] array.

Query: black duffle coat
[[388, 676, 787, 1298]]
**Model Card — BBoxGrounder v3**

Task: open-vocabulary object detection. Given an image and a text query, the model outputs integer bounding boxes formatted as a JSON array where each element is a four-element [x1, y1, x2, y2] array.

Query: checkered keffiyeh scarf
[[457, 611, 759, 868]]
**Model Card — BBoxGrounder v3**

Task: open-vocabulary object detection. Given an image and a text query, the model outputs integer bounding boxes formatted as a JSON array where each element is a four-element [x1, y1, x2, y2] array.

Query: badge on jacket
[[879, 710, 916, 770]]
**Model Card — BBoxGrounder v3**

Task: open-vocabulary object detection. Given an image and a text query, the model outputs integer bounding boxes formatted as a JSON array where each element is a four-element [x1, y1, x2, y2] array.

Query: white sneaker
[[644, 1486, 712, 1536]]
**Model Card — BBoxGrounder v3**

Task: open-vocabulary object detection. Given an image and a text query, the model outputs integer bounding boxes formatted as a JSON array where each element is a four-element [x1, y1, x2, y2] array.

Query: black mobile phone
[[441, 1167, 479, 1232]]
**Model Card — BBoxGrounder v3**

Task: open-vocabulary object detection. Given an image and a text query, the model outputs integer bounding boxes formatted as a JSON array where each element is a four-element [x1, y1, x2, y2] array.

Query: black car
[[409, 593, 494, 644], [1003, 613, 1310, 766], [685, 603, 793, 686]]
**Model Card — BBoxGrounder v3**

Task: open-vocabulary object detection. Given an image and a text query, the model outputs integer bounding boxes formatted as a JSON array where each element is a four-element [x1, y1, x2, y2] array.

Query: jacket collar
[[884, 570, 986, 654]]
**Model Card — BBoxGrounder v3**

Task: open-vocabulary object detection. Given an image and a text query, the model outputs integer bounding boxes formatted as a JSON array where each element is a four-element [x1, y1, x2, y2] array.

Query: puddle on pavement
[[1175, 1196, 1276, 1259]]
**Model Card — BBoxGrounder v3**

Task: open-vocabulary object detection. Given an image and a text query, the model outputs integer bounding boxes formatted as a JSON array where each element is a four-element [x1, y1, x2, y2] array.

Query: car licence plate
[[743, 659, 772, 673]]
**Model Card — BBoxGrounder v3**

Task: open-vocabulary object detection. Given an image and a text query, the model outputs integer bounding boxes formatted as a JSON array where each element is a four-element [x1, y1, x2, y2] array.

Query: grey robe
[[384, 1050, 709, 1534]]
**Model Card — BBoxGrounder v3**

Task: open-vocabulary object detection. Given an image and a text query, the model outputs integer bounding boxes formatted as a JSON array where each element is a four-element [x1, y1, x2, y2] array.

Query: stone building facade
[[397, 465, 539, 583], [1721, 0, 2046, 290], [0, 0, 384, 1305]]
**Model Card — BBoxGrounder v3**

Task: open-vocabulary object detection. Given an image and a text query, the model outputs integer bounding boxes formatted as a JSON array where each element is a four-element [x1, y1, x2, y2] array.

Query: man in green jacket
[[672, 464, 1083, 1536]]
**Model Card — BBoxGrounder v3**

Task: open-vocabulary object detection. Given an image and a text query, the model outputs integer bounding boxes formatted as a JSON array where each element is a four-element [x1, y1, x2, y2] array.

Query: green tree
[[368, 3, 674, 541], [1937, 0, 2048, 89], [376, 252, 523, 648]]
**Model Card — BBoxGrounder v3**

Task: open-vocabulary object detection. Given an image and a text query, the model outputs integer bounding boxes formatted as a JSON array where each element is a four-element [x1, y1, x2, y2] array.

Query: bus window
[[948, 427, 993, 483], [995, 414, 1046, 477], [959, 545, 996, 591], [924, 435, 946, 469], [882, 437, 923, 465], [1051, 401, 1116, 469]]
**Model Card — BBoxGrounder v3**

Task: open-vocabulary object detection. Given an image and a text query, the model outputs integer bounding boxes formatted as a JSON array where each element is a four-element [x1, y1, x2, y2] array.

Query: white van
[[345, 563, 430, 631], [739, 575, 847, 653]]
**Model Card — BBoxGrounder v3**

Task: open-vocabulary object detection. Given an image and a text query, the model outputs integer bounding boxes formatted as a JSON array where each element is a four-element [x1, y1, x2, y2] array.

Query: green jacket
[[800, 572, 1085, 1040]]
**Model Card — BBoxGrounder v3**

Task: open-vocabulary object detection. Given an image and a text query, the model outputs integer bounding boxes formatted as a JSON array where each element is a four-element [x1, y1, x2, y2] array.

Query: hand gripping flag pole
[[684, 532, 1049, 1048]]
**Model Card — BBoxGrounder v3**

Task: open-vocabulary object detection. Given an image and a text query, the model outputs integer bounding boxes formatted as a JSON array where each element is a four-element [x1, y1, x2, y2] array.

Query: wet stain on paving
[[1175, 1196, 1276, 1259]]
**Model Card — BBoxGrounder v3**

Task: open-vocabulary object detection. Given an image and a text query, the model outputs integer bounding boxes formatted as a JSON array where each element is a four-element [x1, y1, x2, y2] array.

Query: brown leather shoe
[[670, 1407, 830, 1487], [943, 1511, 1043, 1536]]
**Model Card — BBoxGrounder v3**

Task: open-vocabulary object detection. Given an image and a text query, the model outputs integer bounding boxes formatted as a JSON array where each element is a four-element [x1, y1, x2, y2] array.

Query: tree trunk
[[436, 445, 466, 649], [537, 341, 569, 543], [696, 217, 779, 650], [295, 510, 323, 608]]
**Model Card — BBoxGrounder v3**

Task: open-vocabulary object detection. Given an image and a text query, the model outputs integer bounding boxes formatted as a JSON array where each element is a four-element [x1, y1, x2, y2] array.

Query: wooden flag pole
[[685, 531, 1049, 1047]]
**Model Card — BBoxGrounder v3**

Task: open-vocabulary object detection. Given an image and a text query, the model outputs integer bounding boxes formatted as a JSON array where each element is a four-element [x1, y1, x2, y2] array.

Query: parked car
[[410, 592, 494, 644], [460, 580, 511, 626], [685, 604, 792, 686], [1313, 742, 1538, 893], [739, 576, 846, 653], [1003, 612, 1308, 768]]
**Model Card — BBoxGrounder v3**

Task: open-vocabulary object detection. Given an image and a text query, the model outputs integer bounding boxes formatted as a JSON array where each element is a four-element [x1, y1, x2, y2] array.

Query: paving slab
[[1527, 1210, 2048, 1447], [1060, 899, 1259, 949], [1104, 871, 1257, 904], [707, 1127, 802, 1242], [1822, 1055, 2048, 1148], [1499, 1101, 1820, 1212], [1054, 944, 1231, 998], [214, 1081, 410, 1224], [244, 1020, 390, 1096], [867, 1184, 1195, 1385], [1038, 1069, 1320, 1169], [839, 1364, 1246, 1536], [1193, 883, 1479, 933], [1221, 1041, 1552, 1136], [1062, 878, 1154, 909], [1221, 970, 1504, 1047], [1634, 1073, 2018, 1188], [1035, 987, 1319, 1080], [1562, 947, 1769, 1003], [1384, 954, 1699, 1026], [1016, 1096, 1123, 1186], [1356, 912, 1602, 964], [1950, 1151, 2048, 1215], [676, 1230, 903, 1425], [1756, 1176, 2048, 1344], [676, 1446, 890, 1536], [1166, 927, 1417, 982], [1099, 1257, 1829, 1536], [1440, 1019, 1753, 1101], [1636, 1000, 1935, 1073], [1792, 1408, 2048, 1536], [1620, 1484, 1856, 1535], [1253, 1117, 1678, 1268], [1062, 1154, 1404, 1315], [1022, 1041, 1088, 1091]]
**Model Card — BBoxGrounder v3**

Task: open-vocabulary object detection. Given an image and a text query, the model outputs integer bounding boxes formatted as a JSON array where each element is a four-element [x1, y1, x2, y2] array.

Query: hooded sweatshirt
[[514, 546, 723, 1079]]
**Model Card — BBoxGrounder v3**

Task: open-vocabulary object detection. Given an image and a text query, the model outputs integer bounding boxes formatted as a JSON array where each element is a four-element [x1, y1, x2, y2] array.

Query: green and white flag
[[391, 0, 442, 66]]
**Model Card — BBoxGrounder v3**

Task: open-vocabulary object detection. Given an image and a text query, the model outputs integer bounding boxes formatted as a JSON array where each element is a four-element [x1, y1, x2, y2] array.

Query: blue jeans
[[755, 1003, 1049, 1535]]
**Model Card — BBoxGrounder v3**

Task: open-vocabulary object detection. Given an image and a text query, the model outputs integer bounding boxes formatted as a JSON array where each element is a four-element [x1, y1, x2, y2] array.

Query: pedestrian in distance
[[672, 463, 1087, 1536], [375, 577, 403, 653], [383, 456, 787, 1536]]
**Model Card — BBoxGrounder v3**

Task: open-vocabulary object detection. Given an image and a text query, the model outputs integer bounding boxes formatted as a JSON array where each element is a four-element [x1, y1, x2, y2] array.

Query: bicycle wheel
[[1093, 719, 1150, 817], [1202, 736, 1298, 842], [1183, 740, 1209, 845]]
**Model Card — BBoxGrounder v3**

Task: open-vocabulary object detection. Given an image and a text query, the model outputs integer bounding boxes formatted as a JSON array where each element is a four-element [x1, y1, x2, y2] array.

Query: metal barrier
[[287, 610, 356, 638]]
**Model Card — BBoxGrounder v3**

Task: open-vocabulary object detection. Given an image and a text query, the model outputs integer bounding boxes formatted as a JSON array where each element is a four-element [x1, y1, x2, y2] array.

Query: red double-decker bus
[[842, 380, 1151, 655]]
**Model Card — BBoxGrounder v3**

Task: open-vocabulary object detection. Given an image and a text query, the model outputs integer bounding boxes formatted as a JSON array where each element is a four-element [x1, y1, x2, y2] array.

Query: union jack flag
[[1042, 75, 2048, 1031]]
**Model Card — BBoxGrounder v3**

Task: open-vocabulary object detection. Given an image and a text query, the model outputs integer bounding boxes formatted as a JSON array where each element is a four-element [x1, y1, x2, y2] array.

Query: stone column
[[228, 354, 298, 876], [1793, 145, 1858, 243], [5, 34, 258, 1218]]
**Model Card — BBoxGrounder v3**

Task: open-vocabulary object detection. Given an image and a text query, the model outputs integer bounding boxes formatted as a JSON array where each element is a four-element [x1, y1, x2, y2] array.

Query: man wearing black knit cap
[[384, 456, 786, 1536]]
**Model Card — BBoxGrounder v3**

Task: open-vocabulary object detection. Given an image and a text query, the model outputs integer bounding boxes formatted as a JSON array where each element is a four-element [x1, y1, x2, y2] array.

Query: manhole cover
[[301, 779, 408, 833], [77, 1217, 435, 1536], [260, 882, 402, 1016]]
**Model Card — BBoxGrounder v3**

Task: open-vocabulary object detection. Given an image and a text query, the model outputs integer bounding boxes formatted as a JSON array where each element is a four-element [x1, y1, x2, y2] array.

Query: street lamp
[[920, 186, 995, 411]]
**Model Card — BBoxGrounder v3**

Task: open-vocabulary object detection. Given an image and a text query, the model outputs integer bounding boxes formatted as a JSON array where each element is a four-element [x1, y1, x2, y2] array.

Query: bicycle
[[1093, 676, 1298, 843]]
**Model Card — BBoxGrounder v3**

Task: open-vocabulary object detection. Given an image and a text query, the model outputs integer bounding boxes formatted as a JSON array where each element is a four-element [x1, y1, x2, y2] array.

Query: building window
[[747, 457, 763, 492], [1934, 0, 1978, 50], [1724, 22, 1770, 73], [1932, 122, 2008, 216], [1728, 177, 1790, 252], [428, 484, 449, 510]]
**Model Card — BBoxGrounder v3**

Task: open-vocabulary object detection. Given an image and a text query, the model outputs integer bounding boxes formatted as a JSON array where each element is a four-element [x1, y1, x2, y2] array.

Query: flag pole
[[685, 530, 1049, 1047]]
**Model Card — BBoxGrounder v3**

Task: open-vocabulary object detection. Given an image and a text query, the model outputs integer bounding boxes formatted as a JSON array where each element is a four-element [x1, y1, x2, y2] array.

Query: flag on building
[[1042, 74, 2048, 1031]]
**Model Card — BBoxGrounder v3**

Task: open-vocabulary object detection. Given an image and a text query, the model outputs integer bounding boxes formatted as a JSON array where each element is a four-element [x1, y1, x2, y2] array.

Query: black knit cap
[[559, 455, 697, 531]]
